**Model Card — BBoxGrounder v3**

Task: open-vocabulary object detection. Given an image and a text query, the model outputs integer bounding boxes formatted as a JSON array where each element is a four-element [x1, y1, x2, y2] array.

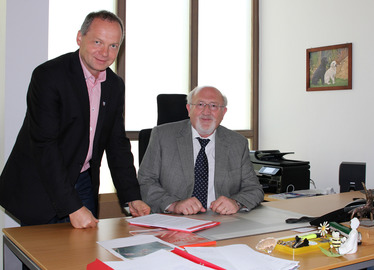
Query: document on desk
[[195, 205, 312, 241], [184, 244, 299, 270], [102, 244, 299, 270], [128, 213, 220, 232]]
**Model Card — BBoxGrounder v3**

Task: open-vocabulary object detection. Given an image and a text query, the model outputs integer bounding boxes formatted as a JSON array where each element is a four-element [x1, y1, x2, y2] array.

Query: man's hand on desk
[[69, 206, 98, 229], [210, 196, 240, 215], [166, 196, 240, 215], [167, 197, 207, 215], [128, 200, 151, 217]]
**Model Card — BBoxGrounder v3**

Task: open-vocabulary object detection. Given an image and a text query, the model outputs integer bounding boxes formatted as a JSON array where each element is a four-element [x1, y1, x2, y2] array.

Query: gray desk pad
[[194, 205, 311, 241]]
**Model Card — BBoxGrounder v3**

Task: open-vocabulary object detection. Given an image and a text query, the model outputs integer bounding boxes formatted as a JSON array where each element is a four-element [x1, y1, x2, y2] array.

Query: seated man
[[138, 86, 264, 215]]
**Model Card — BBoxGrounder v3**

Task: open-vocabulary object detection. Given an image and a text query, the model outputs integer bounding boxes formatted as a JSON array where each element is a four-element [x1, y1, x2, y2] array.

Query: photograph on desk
[[113, 241, 173, 259], [98, 235, 178, 260]]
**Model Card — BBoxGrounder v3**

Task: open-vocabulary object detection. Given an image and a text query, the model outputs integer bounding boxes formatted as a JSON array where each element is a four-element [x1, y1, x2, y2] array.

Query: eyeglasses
[[190, 102, 225, 111]]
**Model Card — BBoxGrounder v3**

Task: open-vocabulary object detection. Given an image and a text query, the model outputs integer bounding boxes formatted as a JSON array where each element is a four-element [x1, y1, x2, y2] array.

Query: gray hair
[[187, 86, 228, 107], [80, 10, 125, 44]]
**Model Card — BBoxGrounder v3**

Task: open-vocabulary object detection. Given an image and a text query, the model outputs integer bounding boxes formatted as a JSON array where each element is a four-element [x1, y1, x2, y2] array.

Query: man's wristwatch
[[235, 200, 243, 209]]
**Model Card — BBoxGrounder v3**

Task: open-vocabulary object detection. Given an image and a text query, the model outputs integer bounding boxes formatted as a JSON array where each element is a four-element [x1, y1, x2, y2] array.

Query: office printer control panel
[[259, 166, 280, 175]]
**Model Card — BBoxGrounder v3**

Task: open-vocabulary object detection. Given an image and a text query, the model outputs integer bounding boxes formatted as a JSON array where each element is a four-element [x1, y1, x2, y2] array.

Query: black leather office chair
[[156, 94, 189, 125], [138, 128, 153, 165], [138, 94, 189, 165]]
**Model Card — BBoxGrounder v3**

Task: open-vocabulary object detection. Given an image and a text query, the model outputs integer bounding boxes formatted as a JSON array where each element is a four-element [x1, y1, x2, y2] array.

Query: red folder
[[171, 248, 226, 270], [87, 259, 114, 270]]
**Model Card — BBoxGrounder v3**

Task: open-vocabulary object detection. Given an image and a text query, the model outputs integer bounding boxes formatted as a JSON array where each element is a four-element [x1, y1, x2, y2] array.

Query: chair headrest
[[157, 94, 189, 125]]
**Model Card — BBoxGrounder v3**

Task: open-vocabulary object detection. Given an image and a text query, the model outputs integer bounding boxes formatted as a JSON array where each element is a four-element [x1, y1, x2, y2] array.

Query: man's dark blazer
[[0, 50, 140, 225]]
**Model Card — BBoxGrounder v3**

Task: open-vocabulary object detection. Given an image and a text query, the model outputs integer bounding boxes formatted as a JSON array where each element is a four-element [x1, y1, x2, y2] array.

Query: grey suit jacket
[[138, 119, 264, 213]]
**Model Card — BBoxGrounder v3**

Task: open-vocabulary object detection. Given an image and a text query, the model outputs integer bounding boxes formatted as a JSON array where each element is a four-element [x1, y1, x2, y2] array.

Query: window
[[119, 0, 259, 149], [125, 0, 190, 131], [49, 0, 117, 193], [48, 0, 259, 194], [49, 0, 116, 60], [198, 0, 252, 131]]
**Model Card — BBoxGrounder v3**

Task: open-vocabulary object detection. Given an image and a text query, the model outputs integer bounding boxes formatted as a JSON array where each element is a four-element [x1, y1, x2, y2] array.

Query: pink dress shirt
[[79, 57, 106, 172]]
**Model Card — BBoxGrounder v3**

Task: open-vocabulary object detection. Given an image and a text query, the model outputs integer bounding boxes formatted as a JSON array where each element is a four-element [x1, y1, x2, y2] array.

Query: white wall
[[260, 0, 374, 192], [0, 0, 7, 252], [1, 0, 49, 268]]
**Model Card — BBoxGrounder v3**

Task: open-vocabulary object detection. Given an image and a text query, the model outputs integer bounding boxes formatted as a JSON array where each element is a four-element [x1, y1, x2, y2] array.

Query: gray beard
[[196, 118, 216, 137]]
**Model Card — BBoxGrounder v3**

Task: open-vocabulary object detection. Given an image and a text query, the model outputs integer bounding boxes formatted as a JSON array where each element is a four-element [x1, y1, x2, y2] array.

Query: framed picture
[[306, 43, 352, 91]]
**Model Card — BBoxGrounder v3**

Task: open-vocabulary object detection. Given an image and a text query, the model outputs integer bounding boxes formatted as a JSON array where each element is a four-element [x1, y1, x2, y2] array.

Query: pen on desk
[[171, 248, 226, 270]]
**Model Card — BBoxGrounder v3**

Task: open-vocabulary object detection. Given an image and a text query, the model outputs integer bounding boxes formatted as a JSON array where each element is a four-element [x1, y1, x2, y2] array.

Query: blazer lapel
[[69, 51, 90, 132], [176, 121, 195, 187], [214, 126, 230, 194]]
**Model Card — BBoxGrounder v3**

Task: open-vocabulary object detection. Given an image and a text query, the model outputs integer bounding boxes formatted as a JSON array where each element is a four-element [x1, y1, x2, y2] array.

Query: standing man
[[0, 10, 150, 228], [138, 86, 264, 215]]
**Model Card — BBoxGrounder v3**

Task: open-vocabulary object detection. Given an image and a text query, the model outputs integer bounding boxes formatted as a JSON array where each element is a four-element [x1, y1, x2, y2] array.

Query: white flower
[[318, 221, 330, 237]]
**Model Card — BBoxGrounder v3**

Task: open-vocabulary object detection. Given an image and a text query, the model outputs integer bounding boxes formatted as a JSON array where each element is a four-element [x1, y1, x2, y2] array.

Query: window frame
[[116, 0, 259, 149]]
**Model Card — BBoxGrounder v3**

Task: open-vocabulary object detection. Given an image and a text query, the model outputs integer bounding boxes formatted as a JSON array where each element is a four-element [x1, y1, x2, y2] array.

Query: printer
[[249, 150, 310, 193]]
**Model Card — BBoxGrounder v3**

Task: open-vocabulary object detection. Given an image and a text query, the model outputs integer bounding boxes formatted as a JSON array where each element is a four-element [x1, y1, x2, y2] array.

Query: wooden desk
[[264, 193, 282, 201], [4, 191, 374, 270]]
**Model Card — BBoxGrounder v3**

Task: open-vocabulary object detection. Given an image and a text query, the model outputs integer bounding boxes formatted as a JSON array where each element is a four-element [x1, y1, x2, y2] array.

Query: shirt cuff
[[236, 200, 249, 212]]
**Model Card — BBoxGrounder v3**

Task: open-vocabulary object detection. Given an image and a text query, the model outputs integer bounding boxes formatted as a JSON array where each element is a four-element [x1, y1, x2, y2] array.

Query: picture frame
[[306, 43, 352, 91]]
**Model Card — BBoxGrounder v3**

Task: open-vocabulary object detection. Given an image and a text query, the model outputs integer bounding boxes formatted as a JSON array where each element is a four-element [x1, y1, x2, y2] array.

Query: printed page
[[128, 214, 219, 232], [185, 244, 299, 270]]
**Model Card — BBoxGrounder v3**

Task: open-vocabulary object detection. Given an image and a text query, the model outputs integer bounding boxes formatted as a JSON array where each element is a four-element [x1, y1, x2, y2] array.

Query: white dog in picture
[[324, 60, 337, 85]]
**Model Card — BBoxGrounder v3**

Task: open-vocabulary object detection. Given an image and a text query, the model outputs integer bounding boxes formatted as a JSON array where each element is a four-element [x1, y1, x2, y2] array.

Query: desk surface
[[3, 191, 374, 270]]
